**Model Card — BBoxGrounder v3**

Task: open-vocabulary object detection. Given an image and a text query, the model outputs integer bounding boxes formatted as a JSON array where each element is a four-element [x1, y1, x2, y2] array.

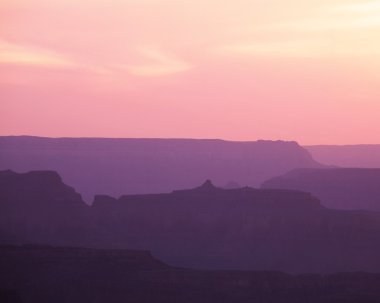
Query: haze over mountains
[[2, 170, 380, 274], [305, 145, 380, 168], [2, 0, 380, 300], [0, 136, 322, 202], [262, 168, 380, 211], [2, 135, 380, 302]]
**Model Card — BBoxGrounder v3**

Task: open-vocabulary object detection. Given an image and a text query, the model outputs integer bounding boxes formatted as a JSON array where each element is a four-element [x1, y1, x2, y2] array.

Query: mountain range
[[2, 170, 380, 273], [305, 144, 380, 168], [0, 136, 322, 202], [261, 168, 380, 210]]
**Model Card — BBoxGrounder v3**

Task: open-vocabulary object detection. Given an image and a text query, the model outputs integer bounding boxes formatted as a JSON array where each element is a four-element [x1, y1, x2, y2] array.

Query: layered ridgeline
[[2, 245, 380, 303], [2, 170, 380, 273], [261, 168, 380, 211], [0, 136, 322, 201], [305, 144, 380, 168]]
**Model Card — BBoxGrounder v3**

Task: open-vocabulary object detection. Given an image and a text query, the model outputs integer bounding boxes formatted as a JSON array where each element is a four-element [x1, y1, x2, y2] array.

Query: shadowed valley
[[2, 244, 380, 303]]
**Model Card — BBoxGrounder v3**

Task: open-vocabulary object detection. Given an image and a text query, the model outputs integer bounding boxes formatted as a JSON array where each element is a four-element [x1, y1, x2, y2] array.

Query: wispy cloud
[[219, 1, 380, 58], [245, 2, 380, 33], [259, 16, 380, 32], [335, 0, 380, 13], [0, 40, 77, 68], [218, 39, 380, 58], [217, 40, 326, 58], [122, 47, 192, 76], [0, 40, 192, 78]]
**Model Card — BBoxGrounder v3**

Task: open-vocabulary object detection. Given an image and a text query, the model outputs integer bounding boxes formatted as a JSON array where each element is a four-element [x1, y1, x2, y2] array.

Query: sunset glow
[[1, 0, 380, 144]]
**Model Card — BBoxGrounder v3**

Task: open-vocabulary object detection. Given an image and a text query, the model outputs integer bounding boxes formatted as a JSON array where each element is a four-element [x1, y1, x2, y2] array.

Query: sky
[[1, 0, 380, 144]]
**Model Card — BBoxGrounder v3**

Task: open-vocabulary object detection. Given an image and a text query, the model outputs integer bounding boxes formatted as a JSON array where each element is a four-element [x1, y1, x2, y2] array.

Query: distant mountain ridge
[[305, 144, 380, 168], [0, 136, 322, 201], [2, 170, 380, 273], [261, 168, 380, 211]]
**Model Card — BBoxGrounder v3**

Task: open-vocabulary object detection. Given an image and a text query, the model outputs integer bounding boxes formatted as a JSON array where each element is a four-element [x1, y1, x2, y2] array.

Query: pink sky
[[1, 0, 380, 144]]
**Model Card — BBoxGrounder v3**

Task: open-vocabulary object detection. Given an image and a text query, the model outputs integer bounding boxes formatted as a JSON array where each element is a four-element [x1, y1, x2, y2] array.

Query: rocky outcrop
[[0, 170, 89, 246], [0, 170, 84, 205], [261, 168, 380, 210], [0, 136, 322, 201]]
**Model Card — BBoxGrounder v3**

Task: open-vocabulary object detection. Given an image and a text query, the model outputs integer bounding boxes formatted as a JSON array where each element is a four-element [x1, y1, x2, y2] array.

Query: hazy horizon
[[1, 134, 380, 146], [2, 1, 380, 301], [2, 0, 380, 145]]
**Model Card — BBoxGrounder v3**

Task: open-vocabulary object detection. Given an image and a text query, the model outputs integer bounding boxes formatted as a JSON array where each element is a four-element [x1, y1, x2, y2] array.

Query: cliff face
[[261, 168, 380, 210], [2, 170, 380, 273], [0, 170, 83, 205], [0, 136, 322, 201], [0, 170, 89, 246], [2, 245, 380, 303]]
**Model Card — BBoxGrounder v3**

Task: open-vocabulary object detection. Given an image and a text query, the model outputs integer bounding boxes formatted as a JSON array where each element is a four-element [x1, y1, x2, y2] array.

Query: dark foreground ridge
[[2, 170, 380, 273], [261, 168, 380, 210], [2, 244, 380, 303], [0, 136, 322, 200]]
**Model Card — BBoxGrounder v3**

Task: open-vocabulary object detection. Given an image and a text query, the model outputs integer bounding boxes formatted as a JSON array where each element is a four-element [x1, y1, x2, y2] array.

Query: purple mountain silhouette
[[2, 170, 380, 273], [261, 168, 380, 210], [306, 144, 380, 168], [0, 136, 322, 202]]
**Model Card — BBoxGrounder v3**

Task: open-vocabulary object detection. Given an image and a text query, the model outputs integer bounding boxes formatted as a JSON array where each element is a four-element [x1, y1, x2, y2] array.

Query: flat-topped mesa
[[0, 170, 85, 206], [0, 169, 63, 186], [0, 170, 89, 246]]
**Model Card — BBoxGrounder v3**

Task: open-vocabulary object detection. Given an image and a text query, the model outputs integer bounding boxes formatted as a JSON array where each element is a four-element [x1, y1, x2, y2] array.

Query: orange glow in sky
[[1, 0, 380, 144]]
